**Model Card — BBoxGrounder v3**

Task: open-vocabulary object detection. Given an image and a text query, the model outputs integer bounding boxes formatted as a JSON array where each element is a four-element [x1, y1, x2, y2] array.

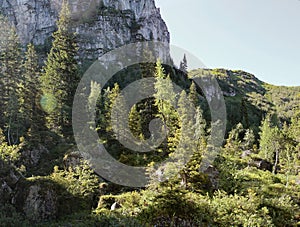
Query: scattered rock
[[204, 165, 219, 190], [110, 201, 121, 210], [249, 158, 273, 172], [63, 152, 82, 170], [241, 150, 252, 159]]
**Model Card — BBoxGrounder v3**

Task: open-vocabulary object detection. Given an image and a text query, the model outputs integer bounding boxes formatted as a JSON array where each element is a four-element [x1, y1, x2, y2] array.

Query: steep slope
[[189, 68, 300, 133], [0, 0, 169, 59]]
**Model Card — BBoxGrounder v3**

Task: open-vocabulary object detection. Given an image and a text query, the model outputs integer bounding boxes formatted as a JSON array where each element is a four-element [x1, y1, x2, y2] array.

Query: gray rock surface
[[0, 0, 170, 60], [23, 184, 57, 221]]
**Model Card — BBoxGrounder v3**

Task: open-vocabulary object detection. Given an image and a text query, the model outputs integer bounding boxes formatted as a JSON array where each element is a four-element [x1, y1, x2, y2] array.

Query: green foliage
[[40, 1, 79, 137], [19, 43, 45, 143], [129, 104, 144, 140], [0, 204, 30, 227], [154, 59, 179, 152], [0, 129, 22, 164], [1, 8, 300, 225], [0, 20, 24, 144], [139, 188, 209, 225], [51, 162, 99, 201], [211, 190, 273, 226], [262, 194, 299, 226]]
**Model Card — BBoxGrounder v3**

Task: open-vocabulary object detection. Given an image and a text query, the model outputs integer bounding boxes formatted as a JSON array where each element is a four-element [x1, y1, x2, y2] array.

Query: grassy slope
[[189, 68, 300, 134]]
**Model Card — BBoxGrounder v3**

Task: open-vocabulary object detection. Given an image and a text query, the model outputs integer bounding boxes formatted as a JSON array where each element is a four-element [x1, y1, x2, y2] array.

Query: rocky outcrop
[[0, 160, 23, 205], [249, 158, 273, 172], [63, 151, 82, 170], [21, 144, 49, 167], [23, 184, 57, 221], [0, 0, 170, 60]]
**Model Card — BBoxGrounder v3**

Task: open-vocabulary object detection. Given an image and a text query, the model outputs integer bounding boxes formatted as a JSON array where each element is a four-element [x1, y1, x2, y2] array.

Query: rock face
[[0, 0, 170, 59], [23, 184, 57, 221]]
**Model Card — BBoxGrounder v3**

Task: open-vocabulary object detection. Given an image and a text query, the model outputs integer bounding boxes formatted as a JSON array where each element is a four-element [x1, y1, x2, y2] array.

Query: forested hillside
[[0, 2, 299, 226]]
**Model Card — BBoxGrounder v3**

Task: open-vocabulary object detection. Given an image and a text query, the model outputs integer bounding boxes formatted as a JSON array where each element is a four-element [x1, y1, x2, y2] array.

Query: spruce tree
[[188, 81, 199, 107], [175, 90, 198, 187], [179, 54, 188, 73], [129, 104, 143, 140], [258, 116, 281, 173], [154, 59, 179, 152], [105, 83, 121, 134], [19, 43, 45, 141], [0, 24, 23, 144], [137, 42, 156, 139], [40, 1, 79, 137]]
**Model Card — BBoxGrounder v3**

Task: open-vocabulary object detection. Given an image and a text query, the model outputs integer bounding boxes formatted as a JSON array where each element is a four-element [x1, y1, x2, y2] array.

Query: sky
[[155, 0, 300, 86]]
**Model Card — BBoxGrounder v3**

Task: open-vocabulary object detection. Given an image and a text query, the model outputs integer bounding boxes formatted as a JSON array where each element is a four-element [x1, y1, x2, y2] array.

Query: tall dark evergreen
[[40, 1, 79, 136], [20, 43, 45, 142], [179, 54, 188, 73], [0, 23, 23, 144]]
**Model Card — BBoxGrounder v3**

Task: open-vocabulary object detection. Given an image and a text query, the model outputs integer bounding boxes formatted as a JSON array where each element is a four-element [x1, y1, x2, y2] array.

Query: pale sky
[[155, 0, 300, 86]]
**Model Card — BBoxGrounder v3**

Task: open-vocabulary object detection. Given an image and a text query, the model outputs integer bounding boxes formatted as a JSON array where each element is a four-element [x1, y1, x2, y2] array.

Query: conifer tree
[[40, 0, 79, 137], [137, 42, 156, 138], [140, 42, 156, 79], [258, 116, 281, 173], [225, 123, 244, 153], [188, 81, 199, 107], [175, 90, 198, 187], [105, 83, 121, 134], [0, 24, 23, 144], [154, 59, 179, 152], [242, 128, 255, 150], [111, 90, 128, 141], [179, 54, 188, 73], [87, 81, 101, 132], [129, 104, 143, 140], [19, 43, 45, 141]]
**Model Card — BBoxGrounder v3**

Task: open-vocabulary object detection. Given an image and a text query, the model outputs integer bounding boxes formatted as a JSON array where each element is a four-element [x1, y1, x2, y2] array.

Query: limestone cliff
[[0, 0, 170, 59]]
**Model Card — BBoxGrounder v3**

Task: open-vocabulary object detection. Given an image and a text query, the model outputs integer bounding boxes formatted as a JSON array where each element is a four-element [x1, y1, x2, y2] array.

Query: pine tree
[[40, 1, 79, 137]]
